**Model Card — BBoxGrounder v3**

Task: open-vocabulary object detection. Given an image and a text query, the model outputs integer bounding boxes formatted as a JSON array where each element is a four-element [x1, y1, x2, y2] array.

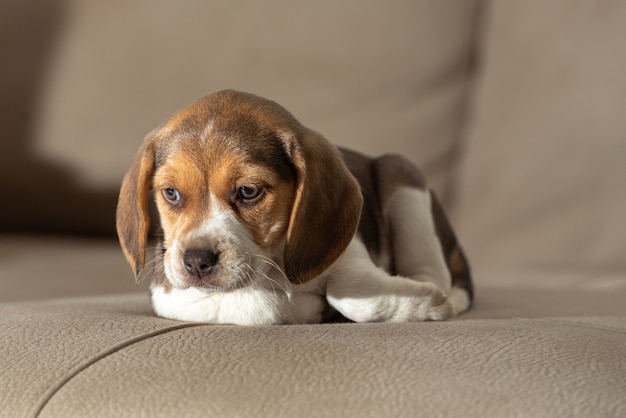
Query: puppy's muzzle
[[183, 249, 220, 282]]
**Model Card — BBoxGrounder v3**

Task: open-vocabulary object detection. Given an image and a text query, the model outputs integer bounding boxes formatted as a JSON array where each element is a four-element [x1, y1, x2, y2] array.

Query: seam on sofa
[[32, 322, 205, 417], [444, 0, 490, 210]]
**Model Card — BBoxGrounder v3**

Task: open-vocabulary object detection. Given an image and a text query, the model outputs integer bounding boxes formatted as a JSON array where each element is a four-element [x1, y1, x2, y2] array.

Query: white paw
[[414, 283, 456, 321], [286, 292, 325, 324]]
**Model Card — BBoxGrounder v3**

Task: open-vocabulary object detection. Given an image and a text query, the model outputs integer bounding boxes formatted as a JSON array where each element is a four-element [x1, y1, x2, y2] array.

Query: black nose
[[183, 249, 219, 278]]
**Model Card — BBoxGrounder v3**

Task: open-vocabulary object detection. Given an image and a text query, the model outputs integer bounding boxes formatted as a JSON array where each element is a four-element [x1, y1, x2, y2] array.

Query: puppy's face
[[154, 124, 296, 290], [117, 90, 362, 292]]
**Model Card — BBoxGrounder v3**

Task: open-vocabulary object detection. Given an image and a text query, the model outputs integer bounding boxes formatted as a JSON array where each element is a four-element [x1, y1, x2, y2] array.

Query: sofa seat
[[2, 295, 625, 417], [0, 235, 148, 302], [2, 244, 625, 417]]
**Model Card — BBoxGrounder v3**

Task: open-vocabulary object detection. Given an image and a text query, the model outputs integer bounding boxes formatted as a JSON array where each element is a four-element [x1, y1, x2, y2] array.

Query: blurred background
[[1, 0, 625, 302]]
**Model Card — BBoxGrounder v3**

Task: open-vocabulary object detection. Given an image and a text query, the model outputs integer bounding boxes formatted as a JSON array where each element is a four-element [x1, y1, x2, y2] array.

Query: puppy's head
[[116, 90, 362, 291]]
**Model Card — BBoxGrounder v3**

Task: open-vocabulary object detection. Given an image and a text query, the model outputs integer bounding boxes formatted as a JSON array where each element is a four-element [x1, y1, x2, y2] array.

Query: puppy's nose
[[183, 249, 219, 278]]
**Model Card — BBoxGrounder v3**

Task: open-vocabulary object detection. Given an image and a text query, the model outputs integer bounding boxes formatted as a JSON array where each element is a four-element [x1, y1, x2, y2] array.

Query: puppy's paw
[[287, 292, 325, 324], [415, 283, 456, 321]]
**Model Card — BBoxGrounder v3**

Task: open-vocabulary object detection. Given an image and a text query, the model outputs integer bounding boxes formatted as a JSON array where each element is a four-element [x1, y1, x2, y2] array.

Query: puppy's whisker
[[242, 265, 255, 288], [240, 252, 290, 297], [142, 254, 161, 274], [256, 257, 290, 286], [136, 245, 171, 282], [246, 261, 280, 294], [255, 255, 287, 278], [250, 258, 293, 301]]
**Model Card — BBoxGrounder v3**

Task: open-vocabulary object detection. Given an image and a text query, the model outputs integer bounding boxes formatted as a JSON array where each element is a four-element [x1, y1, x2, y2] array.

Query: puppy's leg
[[386, 187, 452, 293], [326, 240, 454, 322]]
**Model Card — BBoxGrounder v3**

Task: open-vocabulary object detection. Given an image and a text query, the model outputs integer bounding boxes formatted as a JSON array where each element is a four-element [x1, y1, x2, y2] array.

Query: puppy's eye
[[162, 187, 181, 203], [237, 186, 263, 201]]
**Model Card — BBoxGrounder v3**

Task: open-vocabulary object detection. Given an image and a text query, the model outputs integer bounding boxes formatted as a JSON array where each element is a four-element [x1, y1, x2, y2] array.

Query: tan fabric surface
[[0, 236, 147, 302], [1, 294, 623, 418], [456, 0, 626, 273], [41, 320, 626, 418], [0, 295, 164, 417], [33, 0, 479, 203]]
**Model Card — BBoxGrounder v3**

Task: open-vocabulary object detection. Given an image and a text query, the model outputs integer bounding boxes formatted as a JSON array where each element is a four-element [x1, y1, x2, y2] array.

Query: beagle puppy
[[116, 90, 473, 325]]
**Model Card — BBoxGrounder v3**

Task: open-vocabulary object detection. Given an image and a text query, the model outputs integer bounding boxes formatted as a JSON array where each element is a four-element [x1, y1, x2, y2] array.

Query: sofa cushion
[[1, 292, 624, 417], [0, 235, 147, 302]]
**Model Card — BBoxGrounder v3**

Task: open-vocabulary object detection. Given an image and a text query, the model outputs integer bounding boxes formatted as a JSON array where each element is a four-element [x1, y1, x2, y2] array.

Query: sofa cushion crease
[[31, 322, 208, 418], [0, 294, 194, 416]]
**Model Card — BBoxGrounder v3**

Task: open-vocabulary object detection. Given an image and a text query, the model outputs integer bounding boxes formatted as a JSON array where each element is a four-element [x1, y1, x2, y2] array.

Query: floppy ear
[[283, 130, 363, 283], [116, 134, 157, 282]]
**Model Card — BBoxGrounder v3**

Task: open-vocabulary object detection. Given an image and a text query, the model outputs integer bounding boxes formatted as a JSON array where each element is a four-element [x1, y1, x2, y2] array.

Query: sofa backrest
[[2, 0, 481, 236], [455, 1, 626, 277], [4, 1, 625, 279]]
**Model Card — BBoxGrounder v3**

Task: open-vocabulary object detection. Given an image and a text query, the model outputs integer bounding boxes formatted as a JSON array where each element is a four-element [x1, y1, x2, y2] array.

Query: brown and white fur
[[116, 90, 473, 325]]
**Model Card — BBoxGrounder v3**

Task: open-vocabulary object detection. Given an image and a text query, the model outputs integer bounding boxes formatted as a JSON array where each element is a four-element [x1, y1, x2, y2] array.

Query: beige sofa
[[2, 1, 625, 416]]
